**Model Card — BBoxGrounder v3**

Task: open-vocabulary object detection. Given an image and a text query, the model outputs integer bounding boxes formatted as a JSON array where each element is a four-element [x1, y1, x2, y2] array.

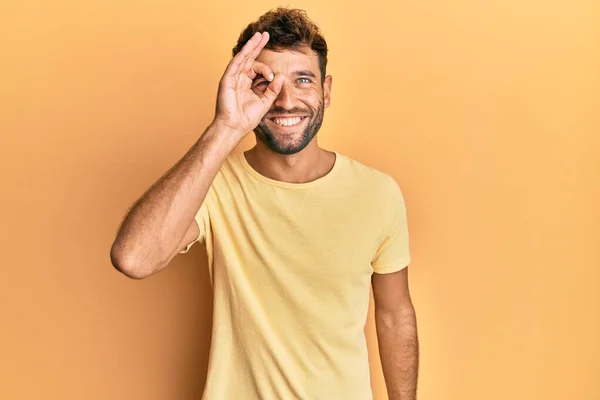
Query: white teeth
[[273, 117, 303, 127]]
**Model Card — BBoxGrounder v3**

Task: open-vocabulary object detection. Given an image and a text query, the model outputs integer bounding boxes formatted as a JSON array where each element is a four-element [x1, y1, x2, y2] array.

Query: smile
[[269, 116, 308, 127]]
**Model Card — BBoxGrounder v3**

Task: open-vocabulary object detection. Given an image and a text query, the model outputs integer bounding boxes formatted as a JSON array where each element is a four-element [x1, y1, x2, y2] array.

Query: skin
[[251, 48, 327, 156], [244, 46, 335, 183], [373, 268, 419, 400], [111, 31, 418, 398]]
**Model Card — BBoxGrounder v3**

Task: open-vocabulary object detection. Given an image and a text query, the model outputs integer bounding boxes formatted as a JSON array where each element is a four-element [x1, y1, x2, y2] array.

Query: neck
[[244, 141, 336, 184]]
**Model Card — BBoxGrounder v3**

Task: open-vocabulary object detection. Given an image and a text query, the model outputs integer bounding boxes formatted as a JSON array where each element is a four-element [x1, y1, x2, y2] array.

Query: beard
[[253, 98, 325, 155]]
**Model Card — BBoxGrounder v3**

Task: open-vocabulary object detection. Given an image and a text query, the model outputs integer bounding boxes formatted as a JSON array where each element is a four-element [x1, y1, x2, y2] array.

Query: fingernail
[[269, 73, 274, 81]]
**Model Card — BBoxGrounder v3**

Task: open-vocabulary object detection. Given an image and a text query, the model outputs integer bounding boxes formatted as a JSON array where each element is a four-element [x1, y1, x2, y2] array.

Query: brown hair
[[232, 8, 328, 83]]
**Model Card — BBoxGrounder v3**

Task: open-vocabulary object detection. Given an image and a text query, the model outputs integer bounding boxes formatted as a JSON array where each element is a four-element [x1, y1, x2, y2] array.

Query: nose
[[273, 80, 296, 110]]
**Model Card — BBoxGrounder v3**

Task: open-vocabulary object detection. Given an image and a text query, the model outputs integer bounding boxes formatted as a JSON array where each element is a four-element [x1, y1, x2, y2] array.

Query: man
[[110, 7, 418, 400]]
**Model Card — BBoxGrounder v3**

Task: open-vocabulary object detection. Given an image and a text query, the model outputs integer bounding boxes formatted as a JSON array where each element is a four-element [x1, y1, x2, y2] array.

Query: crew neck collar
[[239, 150, 341, 189]]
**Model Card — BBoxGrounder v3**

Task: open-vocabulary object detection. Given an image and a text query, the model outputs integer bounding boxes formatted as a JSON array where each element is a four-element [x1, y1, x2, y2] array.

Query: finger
[[241, 32, 269, 74], [223, 32, 263, 77], [246, 32, 270, 67], [247, 60, 274, 82], [259, 73, 285, 107]]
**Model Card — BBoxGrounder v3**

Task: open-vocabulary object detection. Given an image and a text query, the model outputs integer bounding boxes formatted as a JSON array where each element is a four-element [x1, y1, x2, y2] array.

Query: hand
[[213, 31, 284, 138]]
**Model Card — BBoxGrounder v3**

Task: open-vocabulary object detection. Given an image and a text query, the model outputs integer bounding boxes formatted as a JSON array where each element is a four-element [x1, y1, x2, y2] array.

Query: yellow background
[[1, 0, 598, 399]]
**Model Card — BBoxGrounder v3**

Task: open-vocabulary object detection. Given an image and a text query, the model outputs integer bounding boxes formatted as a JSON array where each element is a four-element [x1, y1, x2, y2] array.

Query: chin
[[266, 138, 310, 155], [254, 127, 314, 155]]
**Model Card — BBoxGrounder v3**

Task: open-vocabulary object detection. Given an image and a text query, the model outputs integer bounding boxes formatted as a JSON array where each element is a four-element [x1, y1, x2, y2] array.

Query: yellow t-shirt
[[180, 150, 411, 400]]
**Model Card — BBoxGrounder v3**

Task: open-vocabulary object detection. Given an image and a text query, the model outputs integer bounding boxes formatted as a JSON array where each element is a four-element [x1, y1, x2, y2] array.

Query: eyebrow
[[295, 70, 317, 78]]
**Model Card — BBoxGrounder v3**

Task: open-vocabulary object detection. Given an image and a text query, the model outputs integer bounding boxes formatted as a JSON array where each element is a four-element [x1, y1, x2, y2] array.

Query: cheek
[[301, 90, 323, 111]]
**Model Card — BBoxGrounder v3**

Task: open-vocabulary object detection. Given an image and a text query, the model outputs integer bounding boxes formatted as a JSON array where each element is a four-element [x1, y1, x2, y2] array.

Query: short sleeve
[[371, 176, 411, 274], [179, 200, 209, 254]]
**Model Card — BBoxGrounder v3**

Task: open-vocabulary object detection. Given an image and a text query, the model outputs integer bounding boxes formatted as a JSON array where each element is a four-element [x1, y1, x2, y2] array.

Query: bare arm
[[110, 31, 284, 279], [372, 267, 419, 400], [110, 123, 239, 279]]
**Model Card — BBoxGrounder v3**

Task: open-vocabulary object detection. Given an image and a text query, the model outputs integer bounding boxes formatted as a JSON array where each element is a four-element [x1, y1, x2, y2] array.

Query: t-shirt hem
[[371, 258, 411, 274]]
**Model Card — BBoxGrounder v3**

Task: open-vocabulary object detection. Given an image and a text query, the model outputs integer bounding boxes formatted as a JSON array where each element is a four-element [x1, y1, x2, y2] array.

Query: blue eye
[[298, 78, 311, 84], [251, 81, 268, 91]]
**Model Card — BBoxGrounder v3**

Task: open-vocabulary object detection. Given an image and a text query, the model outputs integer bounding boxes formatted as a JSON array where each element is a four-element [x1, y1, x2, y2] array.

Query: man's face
[[251, 46, 332, 155]]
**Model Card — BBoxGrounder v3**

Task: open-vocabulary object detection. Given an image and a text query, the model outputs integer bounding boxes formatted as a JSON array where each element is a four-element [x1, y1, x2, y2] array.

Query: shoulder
[[208, 151, 245, 186], [199, 152, 244, 208], [336, 152, 398, 193]]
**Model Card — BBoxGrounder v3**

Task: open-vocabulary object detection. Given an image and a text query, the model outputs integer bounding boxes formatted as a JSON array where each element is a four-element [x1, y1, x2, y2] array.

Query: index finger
[[244, 31, 270, 69], [224, 32, 269, 78]]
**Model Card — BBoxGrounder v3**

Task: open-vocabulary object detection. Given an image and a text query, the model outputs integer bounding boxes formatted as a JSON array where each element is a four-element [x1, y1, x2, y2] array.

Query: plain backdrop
[[1, 0, 598, 399]]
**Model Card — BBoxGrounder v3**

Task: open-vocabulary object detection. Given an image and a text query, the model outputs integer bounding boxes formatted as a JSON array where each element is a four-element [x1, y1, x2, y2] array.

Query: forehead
[[255, 46, 320, 75]]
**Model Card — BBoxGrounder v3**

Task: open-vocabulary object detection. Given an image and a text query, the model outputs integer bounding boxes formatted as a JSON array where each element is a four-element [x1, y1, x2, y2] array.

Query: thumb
[[260, 73, 285, 106]]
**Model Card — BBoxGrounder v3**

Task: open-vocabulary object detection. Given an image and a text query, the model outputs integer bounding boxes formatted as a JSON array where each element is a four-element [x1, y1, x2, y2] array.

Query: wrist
[[201, 120, 244, 156], [209, 118, 245, 139]]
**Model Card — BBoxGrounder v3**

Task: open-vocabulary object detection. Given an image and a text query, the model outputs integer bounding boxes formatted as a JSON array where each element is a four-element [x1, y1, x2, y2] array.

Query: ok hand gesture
[[213, 32, 284, 138]]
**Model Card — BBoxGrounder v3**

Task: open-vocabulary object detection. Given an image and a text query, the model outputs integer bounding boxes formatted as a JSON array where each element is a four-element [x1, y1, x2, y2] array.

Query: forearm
[[110, 121, 240, 278], [375, 309, 419, 400]]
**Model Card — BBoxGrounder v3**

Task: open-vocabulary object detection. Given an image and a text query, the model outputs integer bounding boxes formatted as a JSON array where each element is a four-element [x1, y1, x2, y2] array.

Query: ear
[[323, 75, 332, 108]]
